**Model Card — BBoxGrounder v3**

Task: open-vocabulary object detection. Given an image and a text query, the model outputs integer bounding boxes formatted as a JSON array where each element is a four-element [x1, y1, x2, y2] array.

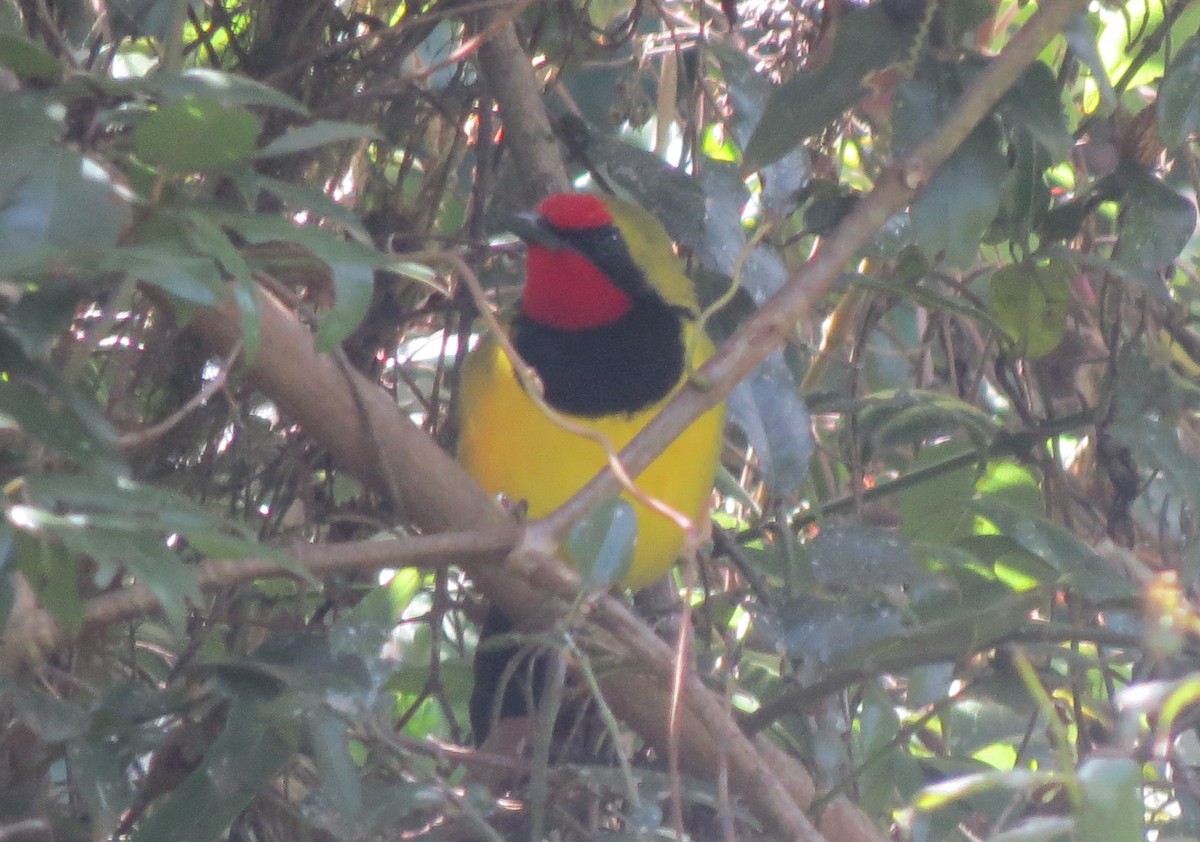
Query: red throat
[[521, 243, 633, 330]]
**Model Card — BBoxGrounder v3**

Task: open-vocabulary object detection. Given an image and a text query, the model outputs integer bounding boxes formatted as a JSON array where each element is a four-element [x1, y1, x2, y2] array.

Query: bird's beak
[[508, 212, 568, 251]]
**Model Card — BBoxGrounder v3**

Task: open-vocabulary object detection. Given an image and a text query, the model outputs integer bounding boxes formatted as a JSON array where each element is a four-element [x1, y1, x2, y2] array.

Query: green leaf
[[131, 699, 296, 842], [313, 258, 374, 351], [0, 147, 132, 275], [568, 497, 637, 590], [0, 93, 64, 197], [216, 212, 387, 348], [700, 163, 788, 301], [0, 356, 122, 472], [1060, 12, 1116, 114], [147, 68, 308, 114], [100, 245, 224, 306], [1076, 757, 1144, 842], [973, 498, 1136, 603], [307, 708, 364, 817], [67, 734, 137, 836], [989, 127, 1051, 246], [777, 592, 905, 664], [898, 442, 978, 544], [1157, 34, 1200, 147], [809, 522, 920, 589], [0, 32, 61, 81], [12, 535, 85, 632], [997, 62, 1072, 162], [254, 120, 380, 158], [134, 96, 260, 172], [897, 79, 1008, 268], [245, 171, 372, 242], [988, 260, 1071, 359], [1112, 162, 1197, 290], [727, 354, 813, 496], [743, 4, 918, 169]]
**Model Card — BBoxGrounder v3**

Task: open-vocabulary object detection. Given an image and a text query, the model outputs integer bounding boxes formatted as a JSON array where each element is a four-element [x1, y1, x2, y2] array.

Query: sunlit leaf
[[973, 498, 1136, 603], [989, 260, 1071, 359]]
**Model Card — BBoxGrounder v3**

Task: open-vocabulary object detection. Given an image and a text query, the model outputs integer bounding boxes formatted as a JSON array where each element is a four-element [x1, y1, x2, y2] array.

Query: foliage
[[0, 0, 1198, 839]]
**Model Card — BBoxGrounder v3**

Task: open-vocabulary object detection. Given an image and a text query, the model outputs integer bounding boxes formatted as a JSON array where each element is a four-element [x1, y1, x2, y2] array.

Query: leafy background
[[1, 0, 1199, 839]]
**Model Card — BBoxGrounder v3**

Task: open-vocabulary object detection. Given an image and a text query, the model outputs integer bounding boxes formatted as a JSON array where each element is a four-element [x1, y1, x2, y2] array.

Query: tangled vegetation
[[1, 0, 1199, 839]]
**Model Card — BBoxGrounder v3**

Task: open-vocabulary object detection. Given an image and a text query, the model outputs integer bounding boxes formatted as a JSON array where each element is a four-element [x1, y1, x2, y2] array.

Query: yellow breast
[[457, 329, 725, 590]]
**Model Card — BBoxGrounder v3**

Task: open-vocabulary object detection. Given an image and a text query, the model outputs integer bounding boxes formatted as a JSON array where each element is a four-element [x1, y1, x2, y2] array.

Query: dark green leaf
[[744, 4, 918, 168], [4, 683, 90, 740], [1158, 35, 1200, 147], [989, 127, 1051, 246], [0, 93, 64, 197], [700, 163, 788, 301], [131, 700, 296, 842], [254, 120, 379, 158], [215, 212, 387, 348], [569, 497, 637, 590], [314, 258, 374, 351], [307, 709, 364, 817], [134, 96, 260, 172], [710, 44, 811, 212], [1112, 162, 1197, 290], [106, 0, 202, 41], [727, 354, 813, 495], [0, 367, 122, 472], [245, 171, 373, 241], [12, 280, 89, 357], [897, 79, 1008, 268], [1110, 413, 1200, 510], [809, 522, 920, 588], [0, 147, 132, 275], [0, 33, 61, 81], [989, 260, 1071, 359], [998, 62, 1072, 162], [776, 592, 905, 665], [13, 533, 85, 632], [68, 734, 137, 836], [100, 245, 224, 305]]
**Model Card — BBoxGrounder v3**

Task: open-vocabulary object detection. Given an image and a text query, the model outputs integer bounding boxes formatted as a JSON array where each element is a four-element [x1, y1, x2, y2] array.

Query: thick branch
[[474, 18, 570, 198]]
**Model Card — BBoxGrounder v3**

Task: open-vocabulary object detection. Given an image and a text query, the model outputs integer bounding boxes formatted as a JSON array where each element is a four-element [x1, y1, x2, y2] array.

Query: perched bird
[[457, 191, 726, 743]]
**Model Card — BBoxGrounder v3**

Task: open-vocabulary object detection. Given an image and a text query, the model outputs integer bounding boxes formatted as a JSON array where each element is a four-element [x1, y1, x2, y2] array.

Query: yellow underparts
[[457, 330, 725, 591]]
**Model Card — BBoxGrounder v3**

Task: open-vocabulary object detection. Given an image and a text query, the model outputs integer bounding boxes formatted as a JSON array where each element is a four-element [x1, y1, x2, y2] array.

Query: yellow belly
[[457, 332, 725, 590]]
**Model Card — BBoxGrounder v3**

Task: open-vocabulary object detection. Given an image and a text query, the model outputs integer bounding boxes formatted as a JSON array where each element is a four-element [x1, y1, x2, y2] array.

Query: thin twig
[[118, 340, 243, 449]]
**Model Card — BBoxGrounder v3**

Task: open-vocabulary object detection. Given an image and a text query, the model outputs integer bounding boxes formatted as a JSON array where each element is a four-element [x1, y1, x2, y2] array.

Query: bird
[[456, 191, 726, 745]]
